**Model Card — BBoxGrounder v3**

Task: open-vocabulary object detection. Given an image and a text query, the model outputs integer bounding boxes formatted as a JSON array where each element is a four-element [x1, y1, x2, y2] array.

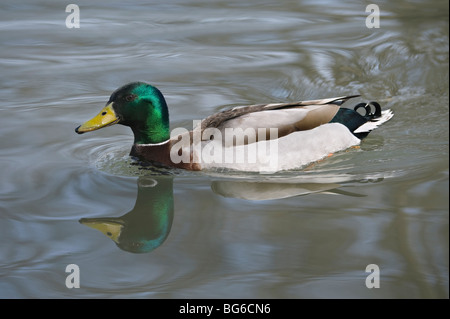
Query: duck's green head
[[75, 82, 170, 144]]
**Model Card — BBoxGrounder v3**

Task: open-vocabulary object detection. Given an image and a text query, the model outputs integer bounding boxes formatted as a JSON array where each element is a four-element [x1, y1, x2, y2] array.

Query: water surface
[[0, 0, 448, 298]]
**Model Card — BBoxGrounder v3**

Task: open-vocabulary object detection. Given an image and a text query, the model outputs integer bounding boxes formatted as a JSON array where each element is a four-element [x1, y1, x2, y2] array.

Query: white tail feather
[[354, 109, 394, 133]]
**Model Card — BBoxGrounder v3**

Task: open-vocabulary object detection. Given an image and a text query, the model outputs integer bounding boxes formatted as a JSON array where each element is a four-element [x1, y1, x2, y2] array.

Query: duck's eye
[[125, 94, 136, 102]]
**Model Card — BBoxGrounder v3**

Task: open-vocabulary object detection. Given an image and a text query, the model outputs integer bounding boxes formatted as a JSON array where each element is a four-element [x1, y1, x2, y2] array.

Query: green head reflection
[[80, 177, 174, 254]]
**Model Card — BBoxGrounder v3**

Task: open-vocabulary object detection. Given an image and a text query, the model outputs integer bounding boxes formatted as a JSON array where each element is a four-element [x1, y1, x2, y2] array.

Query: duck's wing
[[200, 95, 359, 145]]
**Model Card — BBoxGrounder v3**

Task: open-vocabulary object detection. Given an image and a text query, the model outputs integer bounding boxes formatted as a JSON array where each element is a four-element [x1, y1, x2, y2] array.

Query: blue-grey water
[[0, 0, 448, 298]]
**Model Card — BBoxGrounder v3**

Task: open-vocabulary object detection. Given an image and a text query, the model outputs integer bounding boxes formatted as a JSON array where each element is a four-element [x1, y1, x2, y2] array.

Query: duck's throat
[[132, 125, 170, 145]]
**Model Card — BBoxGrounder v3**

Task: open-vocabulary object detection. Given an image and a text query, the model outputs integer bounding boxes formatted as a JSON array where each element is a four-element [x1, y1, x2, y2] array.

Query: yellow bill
[[79, 218, 124, 244], [75, 102, 120, 134]]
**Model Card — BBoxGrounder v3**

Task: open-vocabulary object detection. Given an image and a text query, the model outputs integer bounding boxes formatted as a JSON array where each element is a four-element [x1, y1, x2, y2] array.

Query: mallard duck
[[75, 82, 393, 172]]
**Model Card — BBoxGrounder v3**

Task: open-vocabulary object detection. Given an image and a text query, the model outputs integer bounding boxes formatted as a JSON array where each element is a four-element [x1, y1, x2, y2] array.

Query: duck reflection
[[211, 180, 365, 200], [80, 177, 174, 254], [80, 175, 373, 254]]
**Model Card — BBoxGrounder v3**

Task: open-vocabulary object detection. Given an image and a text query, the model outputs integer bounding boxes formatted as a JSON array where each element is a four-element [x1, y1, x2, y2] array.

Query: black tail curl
[[353, 101, 382, 119], [330, 100, 383, 139]]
